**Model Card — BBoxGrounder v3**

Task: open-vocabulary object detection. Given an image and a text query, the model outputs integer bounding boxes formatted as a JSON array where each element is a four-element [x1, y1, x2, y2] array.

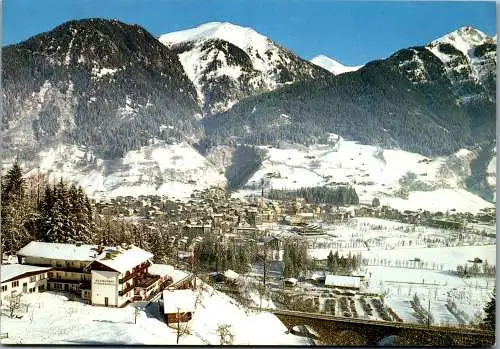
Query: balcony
[[119, 261, 151, 284], [54, 266, 88, 273], [118, 282, 135, 296], [135, 274, 160, 289]]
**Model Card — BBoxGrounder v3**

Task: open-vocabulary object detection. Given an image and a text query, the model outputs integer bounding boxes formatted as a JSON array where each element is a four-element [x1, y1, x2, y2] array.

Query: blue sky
[[3, 0, 496, 66]]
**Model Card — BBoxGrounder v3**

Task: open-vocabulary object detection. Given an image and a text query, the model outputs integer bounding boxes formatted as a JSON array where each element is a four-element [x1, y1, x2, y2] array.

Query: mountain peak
[[310, 54, 362, 75], [428, 26, 493, 56], [158, 21, 270, 52]]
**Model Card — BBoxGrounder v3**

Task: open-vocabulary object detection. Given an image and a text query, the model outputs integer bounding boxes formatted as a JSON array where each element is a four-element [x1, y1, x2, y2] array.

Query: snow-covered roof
[[17, 241, 105, 262], [1, 264, 52, 283], [223, 269, 239, 280], [95, 245, 153, 274], [324, 275, 361, 288], [163, 289, 197, 314], [149, 264, 174, 278]]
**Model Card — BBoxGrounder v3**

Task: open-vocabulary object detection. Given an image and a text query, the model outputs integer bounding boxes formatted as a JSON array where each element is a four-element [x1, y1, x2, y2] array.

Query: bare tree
[[134, 306, 141, 324], [216, 323, 235, 345], [5, 292, 22, 318], [175, 308, 191, 344]]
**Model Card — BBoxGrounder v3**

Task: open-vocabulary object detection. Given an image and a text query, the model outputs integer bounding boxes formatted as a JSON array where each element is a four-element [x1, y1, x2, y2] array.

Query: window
[[48, 272, 53, 278], [30, 276, 36, 282], [11, 281, 19, 288], [1, 285, 7, 292]]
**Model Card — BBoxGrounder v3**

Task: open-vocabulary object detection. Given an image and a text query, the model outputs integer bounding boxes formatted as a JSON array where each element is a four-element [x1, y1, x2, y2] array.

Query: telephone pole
[[263, 242, 267, 287]]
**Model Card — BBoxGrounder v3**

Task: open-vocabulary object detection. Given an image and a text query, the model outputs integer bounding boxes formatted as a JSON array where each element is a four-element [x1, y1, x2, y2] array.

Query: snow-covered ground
[[23, 140, 226, 200], [235, 139, 494, 213], [1, 284, 310, 345]]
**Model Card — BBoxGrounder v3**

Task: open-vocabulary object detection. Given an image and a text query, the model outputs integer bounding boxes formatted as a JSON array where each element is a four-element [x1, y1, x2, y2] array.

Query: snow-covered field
[[367, 265, 494, 326], [267, 217, 497, 270], [235, 139, 494, 213], [23, 140, 226, 200], [260, 216, 495, 327], [1, 285, 309, 345]]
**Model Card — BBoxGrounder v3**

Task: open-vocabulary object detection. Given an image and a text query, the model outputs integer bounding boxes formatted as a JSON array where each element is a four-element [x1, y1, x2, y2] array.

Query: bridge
[[262, 308, 495, 346]]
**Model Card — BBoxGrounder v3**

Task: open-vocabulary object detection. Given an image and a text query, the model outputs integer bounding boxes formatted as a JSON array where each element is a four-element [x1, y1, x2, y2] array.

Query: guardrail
[[255, 308, 495, 336]]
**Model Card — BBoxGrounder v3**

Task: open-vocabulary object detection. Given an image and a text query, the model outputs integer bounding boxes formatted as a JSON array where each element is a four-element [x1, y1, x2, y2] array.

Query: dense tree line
[[36, 179, 94, 243], [194, 233, 254, 273], [456, 261, 496, 277], [326, 250, 363, 274], [0, 163, 168, 256], [282, 240, 309, 278], [268, 186, 359, 206], [1, 163, 97, 248]]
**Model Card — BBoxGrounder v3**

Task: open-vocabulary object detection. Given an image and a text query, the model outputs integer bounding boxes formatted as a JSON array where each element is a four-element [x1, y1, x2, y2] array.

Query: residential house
[[1, 264, 52, 299]]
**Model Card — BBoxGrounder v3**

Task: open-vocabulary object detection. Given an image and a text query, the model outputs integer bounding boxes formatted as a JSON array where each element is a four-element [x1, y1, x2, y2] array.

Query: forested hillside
[[2, 18, 201, 161], [201, 30, 496, 157]]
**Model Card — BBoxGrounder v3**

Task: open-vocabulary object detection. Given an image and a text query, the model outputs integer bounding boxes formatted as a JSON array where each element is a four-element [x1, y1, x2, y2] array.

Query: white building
[[16, 241, 169, 307], [86, 245, 153, 307], [1, 264, 52, 299], [324, 275, 361, 290], [17, 241, 107, 301]]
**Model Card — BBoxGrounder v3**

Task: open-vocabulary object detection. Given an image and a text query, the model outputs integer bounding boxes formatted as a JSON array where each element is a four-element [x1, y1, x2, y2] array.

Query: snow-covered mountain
[[2, 20, 495, 207], [310, 54, 362, 75], [2, 18, 202, 163], [159, 22, 327, 115], [426, 26, 496, 101]]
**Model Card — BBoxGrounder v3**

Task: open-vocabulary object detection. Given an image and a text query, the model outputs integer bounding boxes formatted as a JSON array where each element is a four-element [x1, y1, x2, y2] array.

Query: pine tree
[[1, 163, 32, 253], [2, 162, 24, 202], [483, 288, 495, 330]]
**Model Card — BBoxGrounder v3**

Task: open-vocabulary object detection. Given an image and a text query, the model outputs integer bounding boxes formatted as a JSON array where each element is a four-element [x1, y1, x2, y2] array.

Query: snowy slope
[[159, 22, 325, 114], [20, 140, 226, 200], [310, 55, 362, 75], [233, 137, 494, 213]]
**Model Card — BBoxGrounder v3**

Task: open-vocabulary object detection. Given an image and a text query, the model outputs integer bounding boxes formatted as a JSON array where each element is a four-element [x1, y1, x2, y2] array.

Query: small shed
[[324, 275, 361, 290], [162, 289, 197, 325], [223, 269, 240, 282]]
